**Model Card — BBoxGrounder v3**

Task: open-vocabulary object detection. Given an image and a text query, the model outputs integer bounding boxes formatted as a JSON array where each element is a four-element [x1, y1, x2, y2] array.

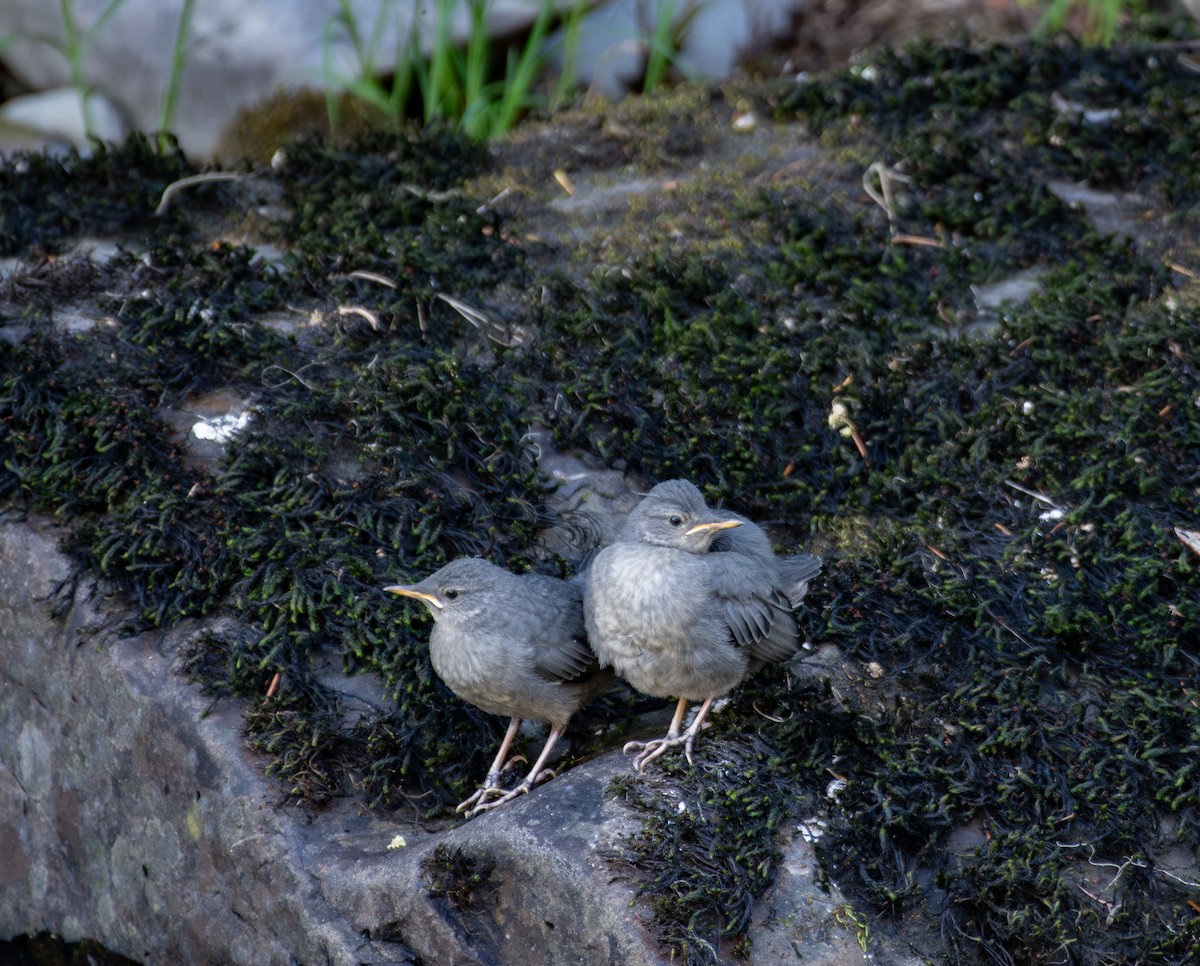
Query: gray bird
[[584, 479, 820, 771], [384, 558, 610, 816]]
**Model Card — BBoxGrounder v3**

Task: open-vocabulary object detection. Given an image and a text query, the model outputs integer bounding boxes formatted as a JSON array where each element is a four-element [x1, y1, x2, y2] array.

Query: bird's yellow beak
[[383, 585, 444, 609], [685, 519, 743, 537]]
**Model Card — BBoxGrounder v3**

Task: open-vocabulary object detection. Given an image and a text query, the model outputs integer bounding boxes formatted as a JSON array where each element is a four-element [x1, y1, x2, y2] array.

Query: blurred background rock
[[5, 0, 1179, 160]]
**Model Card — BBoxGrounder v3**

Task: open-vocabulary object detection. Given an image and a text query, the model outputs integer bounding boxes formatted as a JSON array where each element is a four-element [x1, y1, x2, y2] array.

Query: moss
[[606, 713, 809, 965], [422, 843, 499, 910], [775, 38, 1200, 211], [0, 134, 194, 256], [245, 693, 353, 805]]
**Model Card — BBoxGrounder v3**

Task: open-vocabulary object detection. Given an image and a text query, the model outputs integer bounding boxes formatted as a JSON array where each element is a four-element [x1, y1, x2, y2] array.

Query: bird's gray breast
[[428, 626, 521, 714], [428, 618, 588, 725], [585, 544, 747, 700]]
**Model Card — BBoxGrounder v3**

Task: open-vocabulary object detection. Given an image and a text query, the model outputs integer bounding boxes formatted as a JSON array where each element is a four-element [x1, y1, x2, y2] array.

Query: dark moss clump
[[273, 127, 511, 302], [606, 707, 814, 965], [422, 843, 500, 910], [99, 242, 288, 393], [776, 37, 1200, 211], [772, 257, 1198, 960], [0, 128, 576, 813], [0, 134, 195, 256], [244, 691, 355, 805]]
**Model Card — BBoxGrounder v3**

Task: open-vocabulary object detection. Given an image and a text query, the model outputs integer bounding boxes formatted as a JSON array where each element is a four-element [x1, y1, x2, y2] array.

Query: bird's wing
[[532, 631, 600, 683], [705, 556, 800, 663], [744, 589, 801, 664], [521, 575, 598, 684]]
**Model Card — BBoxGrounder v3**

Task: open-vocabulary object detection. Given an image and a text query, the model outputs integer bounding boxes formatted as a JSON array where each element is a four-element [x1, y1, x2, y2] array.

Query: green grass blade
[[643, 0, 672, 93], [491, 0, 554, 136], [157, 0, 195, 144], [463, 0, 490, 116], [425, 0, 456, 122], [58, 0, 94, 137]]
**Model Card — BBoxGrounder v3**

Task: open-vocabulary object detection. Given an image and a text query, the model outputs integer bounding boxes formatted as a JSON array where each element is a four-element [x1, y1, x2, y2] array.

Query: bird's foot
[[623, 734, 686, 772], [458, 766, 559, 817], [625, 714, 713, 771], [455, 782, 506, 815], [464, 769, 553, 817], [455, 767, 510, 813], [465, 784, 528, 816]]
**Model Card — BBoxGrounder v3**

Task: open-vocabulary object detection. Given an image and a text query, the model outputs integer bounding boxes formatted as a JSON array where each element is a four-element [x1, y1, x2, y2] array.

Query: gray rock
[[0, 518, 657, 963], [0, 0, 548, 160], [1, 515, 871, 963], [0, 519, 388, 962], [551, 0, 808, 100], [0, 87, 128, 150]]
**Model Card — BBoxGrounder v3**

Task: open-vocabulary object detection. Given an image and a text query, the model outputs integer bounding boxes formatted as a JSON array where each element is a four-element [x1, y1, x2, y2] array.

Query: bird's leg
[[468, 725, 566, 816], [680, 696, 716, 766], [456, 717, 522, 814], [623, 696, 695, 772]]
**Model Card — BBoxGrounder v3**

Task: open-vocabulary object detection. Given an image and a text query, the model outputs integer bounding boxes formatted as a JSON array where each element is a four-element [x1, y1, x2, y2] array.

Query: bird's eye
[[444, 589, 459, 600], [668, 515, 683, 527]]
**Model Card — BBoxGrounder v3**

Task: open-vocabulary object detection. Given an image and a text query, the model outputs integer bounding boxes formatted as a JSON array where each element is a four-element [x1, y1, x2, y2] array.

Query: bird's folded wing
[[532, 632, 598, 683], [705, 556, 794, 650], [745, 587, 801, 664]]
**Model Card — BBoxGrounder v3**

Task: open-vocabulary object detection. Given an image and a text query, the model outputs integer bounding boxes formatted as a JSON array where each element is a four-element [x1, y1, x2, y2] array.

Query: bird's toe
[[499, 754, 527, 773], [466, 780, 533, 817], [625, 734, 687, 772], [455, 781, 504, 813]]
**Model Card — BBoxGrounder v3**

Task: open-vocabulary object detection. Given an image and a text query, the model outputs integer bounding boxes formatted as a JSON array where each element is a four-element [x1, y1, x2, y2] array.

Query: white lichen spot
[[192, 409, 252, 442], [797, 818, 828, 843]]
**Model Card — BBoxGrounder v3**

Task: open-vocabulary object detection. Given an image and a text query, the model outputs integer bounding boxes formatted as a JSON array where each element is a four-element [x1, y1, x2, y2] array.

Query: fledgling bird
[[584, 479, 820, 771], [384, 557, 611, 816]]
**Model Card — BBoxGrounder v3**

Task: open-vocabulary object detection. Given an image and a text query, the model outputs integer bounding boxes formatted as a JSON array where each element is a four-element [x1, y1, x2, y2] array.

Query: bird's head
[[622, 479, 743, 552], [383, 557, 502, 623]]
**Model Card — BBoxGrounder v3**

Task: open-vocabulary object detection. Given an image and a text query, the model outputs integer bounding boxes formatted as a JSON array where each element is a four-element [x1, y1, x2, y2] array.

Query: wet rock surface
[[1, 518, 878, 964]]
